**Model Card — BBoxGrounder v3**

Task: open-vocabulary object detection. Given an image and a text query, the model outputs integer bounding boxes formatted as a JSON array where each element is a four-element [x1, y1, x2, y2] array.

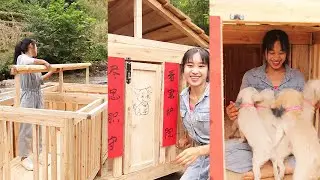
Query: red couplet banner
[[107, 57, 125, 158], [162, 62, 180, 146]]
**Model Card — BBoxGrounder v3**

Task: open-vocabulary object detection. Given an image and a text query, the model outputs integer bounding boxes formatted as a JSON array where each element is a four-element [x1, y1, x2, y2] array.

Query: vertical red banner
[[210, 16, 225, 180], [107, 57, 125, 158], [162, 62, 180, 146]]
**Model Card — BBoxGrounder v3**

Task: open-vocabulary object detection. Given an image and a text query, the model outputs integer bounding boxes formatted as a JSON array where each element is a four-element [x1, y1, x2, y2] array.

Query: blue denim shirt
[[240, 64, 305, 94], [180, 83, 210, 145]]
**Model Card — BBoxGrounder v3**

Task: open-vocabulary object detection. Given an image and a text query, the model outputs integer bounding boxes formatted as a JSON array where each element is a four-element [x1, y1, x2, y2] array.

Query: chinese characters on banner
[[107, 57, 125, 158], [162, 62, 179, 146]]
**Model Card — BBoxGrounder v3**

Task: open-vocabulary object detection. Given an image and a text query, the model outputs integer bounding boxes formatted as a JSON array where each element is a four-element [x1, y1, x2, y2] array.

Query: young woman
[[224, 29, 305, 179], [173, 47, 210, 180], [14, 38, 55, 171]]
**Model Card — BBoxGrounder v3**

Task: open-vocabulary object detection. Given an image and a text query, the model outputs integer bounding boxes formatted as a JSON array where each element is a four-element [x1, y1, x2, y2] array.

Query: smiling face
[[183, 52, 208, 87], [265, 41, 287, 70]]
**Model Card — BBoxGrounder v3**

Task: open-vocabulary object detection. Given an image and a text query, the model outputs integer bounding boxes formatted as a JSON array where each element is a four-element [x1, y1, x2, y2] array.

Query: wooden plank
[[10, 63, 91, 75], [42, 126, 49, 180], [44, 92, 102, 104], [143, 24, 186, 42], [50, 127, 57, 180], [4, 122, 10, 180], [0, 122, 3, 180], [108, 34, 194, 63], [32, 125, 40, 180], [88, 101, 107, 117], [223, 28, 312, 45], [210, 0, 320, 25], [59, 70, 64, 93], [62, 119, 75, 180], [291, 45, 310, 80], [143, 0, 208, 47], [134, 0, 143, 38], [14, 74, 21, 107], [0, 106, 88, 127], [86, 67, 90, 84], [210, 16, 225, 180]]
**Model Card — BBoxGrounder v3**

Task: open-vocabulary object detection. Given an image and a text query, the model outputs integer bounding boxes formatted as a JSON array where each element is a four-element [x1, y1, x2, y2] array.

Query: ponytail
[[13, 38, 36, 65]]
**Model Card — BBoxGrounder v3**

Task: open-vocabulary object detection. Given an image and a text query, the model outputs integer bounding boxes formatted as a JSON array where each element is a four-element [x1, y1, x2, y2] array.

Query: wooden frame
[[0, 63, 108, 180]]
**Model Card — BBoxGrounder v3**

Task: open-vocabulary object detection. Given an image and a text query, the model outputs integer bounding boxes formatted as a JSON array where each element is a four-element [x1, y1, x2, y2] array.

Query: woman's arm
[[34, 59, 51, 69], [41, 71, 55, 80], [198, 144, 210, 156]]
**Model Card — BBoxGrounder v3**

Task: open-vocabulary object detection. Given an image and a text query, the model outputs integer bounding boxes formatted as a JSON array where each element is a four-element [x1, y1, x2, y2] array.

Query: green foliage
[[171, 0, 209, 34], [24, 0, 106, 64]]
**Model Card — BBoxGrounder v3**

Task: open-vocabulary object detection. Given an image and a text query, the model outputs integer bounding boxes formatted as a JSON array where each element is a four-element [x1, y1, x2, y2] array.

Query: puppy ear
[[252, 93, 262, 103]]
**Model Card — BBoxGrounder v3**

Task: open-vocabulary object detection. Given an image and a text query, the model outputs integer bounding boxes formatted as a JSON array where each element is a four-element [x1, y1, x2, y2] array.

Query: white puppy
[[302, 80, 320, 124], [272, 88, 320, 180], [236, 87, 278, 180], [254, 89, 292, 179]]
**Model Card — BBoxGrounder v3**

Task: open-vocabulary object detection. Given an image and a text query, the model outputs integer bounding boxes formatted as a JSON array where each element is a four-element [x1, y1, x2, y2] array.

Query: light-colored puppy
[[272, 88, 320, 180], [302, 80, 320, 124], [236, 87, 278, 180], [254, 89, 292, 179]]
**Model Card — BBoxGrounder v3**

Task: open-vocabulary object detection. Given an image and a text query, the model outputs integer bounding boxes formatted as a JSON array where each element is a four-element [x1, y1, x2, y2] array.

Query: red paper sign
[[107, 57, 125, 158], [162, 62, 179, 146]]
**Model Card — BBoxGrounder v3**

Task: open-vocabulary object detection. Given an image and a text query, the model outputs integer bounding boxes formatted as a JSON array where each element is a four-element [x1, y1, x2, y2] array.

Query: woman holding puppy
[[224, 30, 305, 179], [173, 47, 210, 180]]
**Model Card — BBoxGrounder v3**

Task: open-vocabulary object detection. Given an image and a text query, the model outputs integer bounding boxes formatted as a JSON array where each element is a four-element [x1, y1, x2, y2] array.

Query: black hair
[[14, 38, 36, 65], [262, 29, 290, 64], [180, 47, 209, 74]]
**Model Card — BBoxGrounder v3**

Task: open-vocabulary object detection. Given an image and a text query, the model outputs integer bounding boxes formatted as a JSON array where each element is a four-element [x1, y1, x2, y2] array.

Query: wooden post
[[86, 67, 90, 84], [134, 0, 142, 38], [210, 16, 225, 180], [59, 69, 64, 93]]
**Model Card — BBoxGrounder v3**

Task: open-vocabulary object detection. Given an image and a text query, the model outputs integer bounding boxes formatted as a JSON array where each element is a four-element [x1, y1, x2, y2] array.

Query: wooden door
[[223, 44, 262, 107], [123, 62, 161, 174]]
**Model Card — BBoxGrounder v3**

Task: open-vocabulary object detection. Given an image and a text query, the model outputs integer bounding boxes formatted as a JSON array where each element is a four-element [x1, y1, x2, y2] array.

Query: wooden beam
[[134, 0, 143, 38], [210, 0, 320, 25], [223, 29, 312, 45], [86, 67, 89, 84], [0, 106, 89, 127], [143, 24, 185, 42], [10, 63, 92, 75], [59, 70, 64, 92], [108, 34, 194, 63], [143, 0, 208, 48], [291, 45, 310, 80]]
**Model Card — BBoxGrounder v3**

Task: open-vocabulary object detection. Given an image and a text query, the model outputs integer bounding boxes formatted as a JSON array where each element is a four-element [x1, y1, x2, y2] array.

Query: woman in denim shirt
[[224, 30, 305, 179], [173, 47, 210, 180]]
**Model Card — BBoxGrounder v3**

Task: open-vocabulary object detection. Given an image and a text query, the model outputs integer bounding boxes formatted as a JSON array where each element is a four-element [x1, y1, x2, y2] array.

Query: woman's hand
[[173, 147, 201, 167], [176, 137, 192, 149], [44, 61, 51, 69], [226, 101, 239, 121]]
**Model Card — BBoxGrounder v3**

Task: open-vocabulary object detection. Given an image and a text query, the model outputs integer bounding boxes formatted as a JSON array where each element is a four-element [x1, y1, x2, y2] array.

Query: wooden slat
[[4, 122, 10, 180], [44, 92, 101, 104], [59, 70, 64, 93], [134, 0, 143, 38], [14, 74, 21, 107], [33, 125, 40, 180], [223, 28, 312, 45], [42, 126, 49, 180], [86, 67, 90, 84], [0, 122, 3, 180], [143, 0, 208, 47], [210, 0, 320, 25], [10, 63, 91, 75], [291, 45, 310, 80], [143, 24, 186, 42], [50, 127, 57, 180]]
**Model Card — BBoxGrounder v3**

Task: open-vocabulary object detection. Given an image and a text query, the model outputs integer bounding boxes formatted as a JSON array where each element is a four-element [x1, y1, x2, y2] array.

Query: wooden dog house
[[0, 63, 108, 180], [209, 0, 320, 179], [107, 0, 209, 179]]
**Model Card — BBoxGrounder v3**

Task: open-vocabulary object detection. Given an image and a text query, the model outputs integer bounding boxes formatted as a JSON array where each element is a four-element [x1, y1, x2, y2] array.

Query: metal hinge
[[125, 57, 131, 84]]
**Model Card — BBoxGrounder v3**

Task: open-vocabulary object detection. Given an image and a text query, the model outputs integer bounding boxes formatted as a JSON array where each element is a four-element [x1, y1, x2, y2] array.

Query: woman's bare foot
[[241, 161, 294, 180]]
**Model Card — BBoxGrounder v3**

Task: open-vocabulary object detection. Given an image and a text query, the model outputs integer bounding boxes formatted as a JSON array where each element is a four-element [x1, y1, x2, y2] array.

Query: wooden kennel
[[107, 0, 209, 179], [209, 0, 320, 179], [0, 63, 108, 180]]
